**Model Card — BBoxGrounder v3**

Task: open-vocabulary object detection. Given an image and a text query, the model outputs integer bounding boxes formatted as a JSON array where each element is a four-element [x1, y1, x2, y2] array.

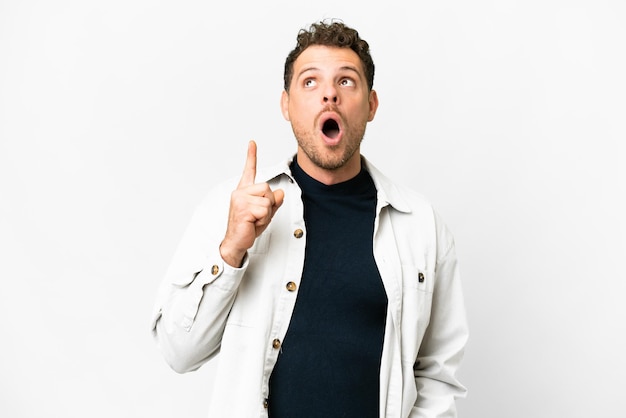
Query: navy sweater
[[268, 159, 388, 418]]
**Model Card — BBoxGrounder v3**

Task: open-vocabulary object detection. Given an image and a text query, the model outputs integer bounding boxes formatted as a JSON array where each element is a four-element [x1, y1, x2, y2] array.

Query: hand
[[219, 141, 285, 267]]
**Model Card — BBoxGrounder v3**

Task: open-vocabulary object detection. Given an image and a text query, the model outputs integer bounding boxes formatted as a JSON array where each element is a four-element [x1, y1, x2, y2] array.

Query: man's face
[[281, 45, 378, 180]]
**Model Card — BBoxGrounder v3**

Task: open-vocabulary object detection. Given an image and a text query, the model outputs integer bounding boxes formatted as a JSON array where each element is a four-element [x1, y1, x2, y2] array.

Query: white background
[[1, 1, 624, 417]]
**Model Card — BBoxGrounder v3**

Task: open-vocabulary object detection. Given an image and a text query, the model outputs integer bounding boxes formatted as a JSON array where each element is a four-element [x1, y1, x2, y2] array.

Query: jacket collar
[[258, 154, 412, 214]]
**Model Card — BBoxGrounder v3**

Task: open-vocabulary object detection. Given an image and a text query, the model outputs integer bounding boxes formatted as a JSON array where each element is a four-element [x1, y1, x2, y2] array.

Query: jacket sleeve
[[150, 182, 247, 373], [411, 218, 468, 417]]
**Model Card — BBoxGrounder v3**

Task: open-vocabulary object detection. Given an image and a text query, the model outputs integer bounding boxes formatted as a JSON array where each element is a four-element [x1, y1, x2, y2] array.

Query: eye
[[340, 78, 355, 87], [304, 78, 317, 87]]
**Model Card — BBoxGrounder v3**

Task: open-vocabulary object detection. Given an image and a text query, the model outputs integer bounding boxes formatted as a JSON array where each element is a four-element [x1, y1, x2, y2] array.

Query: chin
[[314, 149, 356, 171]]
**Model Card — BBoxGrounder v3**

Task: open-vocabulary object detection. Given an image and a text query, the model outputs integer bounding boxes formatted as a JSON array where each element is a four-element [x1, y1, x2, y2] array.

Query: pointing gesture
[[238, 139, 258, 188], [220, 141, 285, 267]]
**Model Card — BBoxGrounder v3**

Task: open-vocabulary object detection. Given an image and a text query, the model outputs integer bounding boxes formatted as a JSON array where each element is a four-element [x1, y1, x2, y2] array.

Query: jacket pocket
[[400, 265, 434, 361], [401, 264, 434, 293], [249, 232, 270, 254]]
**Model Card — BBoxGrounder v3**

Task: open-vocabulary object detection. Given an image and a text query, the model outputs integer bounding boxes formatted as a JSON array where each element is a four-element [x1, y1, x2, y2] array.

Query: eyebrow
[[296, 65, 362, 79]]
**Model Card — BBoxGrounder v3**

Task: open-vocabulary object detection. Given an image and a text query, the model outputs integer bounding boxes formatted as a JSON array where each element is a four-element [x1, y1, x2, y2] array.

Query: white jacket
[[151, 156, 468, 417]]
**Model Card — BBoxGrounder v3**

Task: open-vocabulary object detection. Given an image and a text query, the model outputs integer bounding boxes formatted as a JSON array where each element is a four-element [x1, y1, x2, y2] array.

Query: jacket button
[[263, 398, 269, 409], [418, 272, 425, 283], [286, 281, 297, 292], [272, 338, 281, 349], [293, 228, 304, 238], [211, 265, 219, 275]]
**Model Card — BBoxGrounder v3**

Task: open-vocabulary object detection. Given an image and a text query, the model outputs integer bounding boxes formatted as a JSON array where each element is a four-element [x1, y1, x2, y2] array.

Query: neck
[[295, 149, 362, 185]]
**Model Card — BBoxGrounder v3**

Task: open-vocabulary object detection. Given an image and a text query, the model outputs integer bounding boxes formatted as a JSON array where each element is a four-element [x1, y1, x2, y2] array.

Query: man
[[151, 20, 468, 417]]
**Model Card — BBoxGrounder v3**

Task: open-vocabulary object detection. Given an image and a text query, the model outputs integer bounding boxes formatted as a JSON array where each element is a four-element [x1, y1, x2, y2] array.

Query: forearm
[[152, 246, 247, 373]]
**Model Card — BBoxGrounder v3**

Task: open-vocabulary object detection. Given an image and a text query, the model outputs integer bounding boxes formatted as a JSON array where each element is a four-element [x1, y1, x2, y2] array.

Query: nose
[[322, 83, 338, 104]]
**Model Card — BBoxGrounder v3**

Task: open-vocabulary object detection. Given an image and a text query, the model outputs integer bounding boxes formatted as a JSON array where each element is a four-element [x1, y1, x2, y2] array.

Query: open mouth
[[322, 118, 341, 139]]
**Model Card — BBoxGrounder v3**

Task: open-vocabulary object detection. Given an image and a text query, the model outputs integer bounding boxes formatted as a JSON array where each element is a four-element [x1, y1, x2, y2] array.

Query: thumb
[[272, 188, 285, 211]]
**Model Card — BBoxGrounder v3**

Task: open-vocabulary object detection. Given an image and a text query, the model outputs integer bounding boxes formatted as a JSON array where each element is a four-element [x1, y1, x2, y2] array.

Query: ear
[[280, 90, 290, 121], [367, 89, 379, 122]]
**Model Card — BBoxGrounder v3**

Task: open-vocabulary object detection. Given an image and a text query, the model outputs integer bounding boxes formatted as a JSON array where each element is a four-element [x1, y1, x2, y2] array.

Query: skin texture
[[220, 45, 378, 267], [219, 141, 285, 267], [281, 45, 379, 185]]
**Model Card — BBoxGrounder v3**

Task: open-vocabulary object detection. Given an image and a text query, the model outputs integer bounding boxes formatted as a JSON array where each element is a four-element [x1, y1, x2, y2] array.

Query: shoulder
[[196, 157, 294, 208], [363, 157, 434, 214], [364, 157, 456, 258]]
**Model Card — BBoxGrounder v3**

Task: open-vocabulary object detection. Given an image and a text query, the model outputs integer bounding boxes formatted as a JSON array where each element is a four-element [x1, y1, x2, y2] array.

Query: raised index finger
[[238, 140, 257, 188]]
